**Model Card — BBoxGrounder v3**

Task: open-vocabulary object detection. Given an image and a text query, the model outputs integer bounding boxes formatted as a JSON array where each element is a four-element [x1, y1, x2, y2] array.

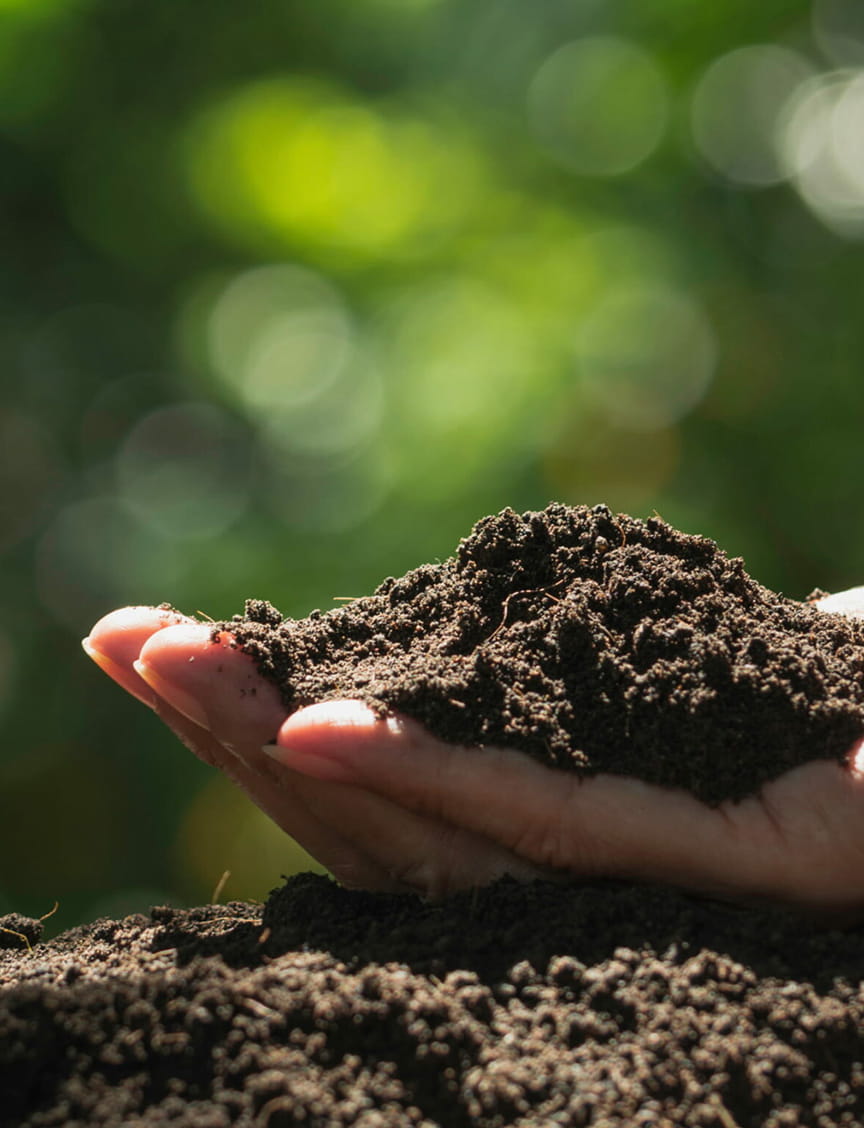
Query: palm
[[84, 593, 864, 910]]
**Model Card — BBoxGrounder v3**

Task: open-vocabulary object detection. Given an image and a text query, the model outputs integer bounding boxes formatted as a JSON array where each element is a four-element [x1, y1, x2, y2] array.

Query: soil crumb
[[223, 503, 864, 804], [3, 875, 864, 1127]]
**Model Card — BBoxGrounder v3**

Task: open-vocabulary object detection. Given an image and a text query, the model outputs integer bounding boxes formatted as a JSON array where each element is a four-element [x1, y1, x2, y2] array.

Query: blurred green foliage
[[3, 0, 864, 930]]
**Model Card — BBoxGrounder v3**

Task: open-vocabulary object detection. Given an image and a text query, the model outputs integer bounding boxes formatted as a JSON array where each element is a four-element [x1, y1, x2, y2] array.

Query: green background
[[3, 0, 863, 930]]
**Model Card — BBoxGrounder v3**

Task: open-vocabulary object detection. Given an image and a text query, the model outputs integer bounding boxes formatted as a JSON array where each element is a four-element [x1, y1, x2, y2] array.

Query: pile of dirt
[[224, 503, 864, 803], [7, 505, 864, 1123], [2, 875, 864, 1127]]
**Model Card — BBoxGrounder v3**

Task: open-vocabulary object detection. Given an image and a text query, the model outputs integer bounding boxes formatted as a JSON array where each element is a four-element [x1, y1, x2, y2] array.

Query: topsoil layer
[[3, 874, 864, 1127], [225, 503, 864, 804], [6, 504, 864, 1124]]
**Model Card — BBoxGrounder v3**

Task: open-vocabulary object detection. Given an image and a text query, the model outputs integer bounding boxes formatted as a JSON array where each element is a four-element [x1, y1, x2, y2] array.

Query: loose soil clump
[[4, 875, 864, 1127], [6, 504, 864, 1125], [224, 503, 864, 803]]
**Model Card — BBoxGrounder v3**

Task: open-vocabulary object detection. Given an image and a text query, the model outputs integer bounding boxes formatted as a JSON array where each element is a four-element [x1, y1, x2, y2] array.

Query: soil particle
[[3, 875, 864, 1127], [222, 503, 864, 804], [0, 914, 44, 951]]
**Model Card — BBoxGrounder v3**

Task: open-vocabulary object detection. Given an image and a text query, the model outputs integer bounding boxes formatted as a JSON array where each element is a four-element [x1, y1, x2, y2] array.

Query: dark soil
[[3, 874, 864, 1127], [223, 503, 864, 804], [9, 504, 864, 1124]]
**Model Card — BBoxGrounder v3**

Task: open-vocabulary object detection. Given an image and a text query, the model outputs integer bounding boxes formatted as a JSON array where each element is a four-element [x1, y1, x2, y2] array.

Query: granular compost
[[3, 874, 864, 1127], [223, 503, 864, 804], [7, 503, 864, 1125]]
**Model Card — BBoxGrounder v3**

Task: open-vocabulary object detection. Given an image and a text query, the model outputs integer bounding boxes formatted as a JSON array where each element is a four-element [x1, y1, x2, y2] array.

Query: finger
[[152, 692, 414, 891], [270, 700, 725, 881], [155, 680, 544, 898], [138, 633, 548, 895], [814, 585, 864, 619], [294, 775, 550, 897], [740, 753, 864, 909], [134, 623, 285, 751], [271, 701, 864, 908], [83, 605, 192, 705], [122, 628, 411, 890], [84, 610, 399, 890]]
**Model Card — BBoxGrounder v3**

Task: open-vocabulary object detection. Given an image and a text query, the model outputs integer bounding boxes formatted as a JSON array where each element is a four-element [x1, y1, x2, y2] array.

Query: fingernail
[[133, 659, 211, 730], [265, 700, 394, 784], [81, 637, 105, 669], [83, 638, 157, 708]]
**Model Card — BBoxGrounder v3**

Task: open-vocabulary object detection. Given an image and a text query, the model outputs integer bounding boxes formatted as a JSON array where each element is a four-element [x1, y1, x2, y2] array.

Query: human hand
[[84, 607, 547, 897], [84, 589, 864, 910]]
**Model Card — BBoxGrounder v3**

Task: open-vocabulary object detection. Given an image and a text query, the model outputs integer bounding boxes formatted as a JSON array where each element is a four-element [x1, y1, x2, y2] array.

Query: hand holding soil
[[83, 505, 864, 912]]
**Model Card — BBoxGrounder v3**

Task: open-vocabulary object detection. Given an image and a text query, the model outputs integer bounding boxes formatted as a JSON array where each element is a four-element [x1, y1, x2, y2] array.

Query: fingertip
[[278, 700, 406, 754], [814, 586, 864, 620], [272, 700, 403, 783], [279, 699, 385, 739], [136, 623, 286, 742], [84, 605, 194, 704], [133, 658, 212, 730], [83, 635, 157, 708], [137, 620, 227, 659], [133, 624, 235, 732], [87, 605, 190, 647]]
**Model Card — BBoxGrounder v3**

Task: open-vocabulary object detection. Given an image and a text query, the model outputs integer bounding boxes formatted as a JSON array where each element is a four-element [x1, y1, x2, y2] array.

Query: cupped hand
[[84, 589, 864, 910], [84, 607, 545, 897]]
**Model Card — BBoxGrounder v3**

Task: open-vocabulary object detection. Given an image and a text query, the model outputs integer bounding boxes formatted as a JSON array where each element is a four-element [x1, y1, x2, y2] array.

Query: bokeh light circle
[[115, 402, 250, 540], [813, 0, 864, 66], [377, 276, 548, 499], [184, 78, 489, 258], [691, 45, 814, 186], [576, 287, 716, 431], [255, 351, 384, 459], [778, 69, 864, 238], [207, 264, 353, 414], [528, 37, 669, 176], [36, 498, 186, 631], [242, 310, 353, 415], [0, 408, 62, 552], [207, 264, 383, 462]]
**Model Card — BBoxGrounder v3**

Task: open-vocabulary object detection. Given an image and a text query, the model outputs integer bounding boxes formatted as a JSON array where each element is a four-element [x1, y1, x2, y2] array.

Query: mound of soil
[[3, 875, 864, 1127], [8, 505, 864, 1124], [224, 503, 864, 803]]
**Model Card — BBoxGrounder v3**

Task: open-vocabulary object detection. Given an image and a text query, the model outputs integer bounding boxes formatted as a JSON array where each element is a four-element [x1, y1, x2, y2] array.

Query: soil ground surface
[[225, 503, 864, 803], [2, 874, 864, 1127], [6, 504, 864, 1125]]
